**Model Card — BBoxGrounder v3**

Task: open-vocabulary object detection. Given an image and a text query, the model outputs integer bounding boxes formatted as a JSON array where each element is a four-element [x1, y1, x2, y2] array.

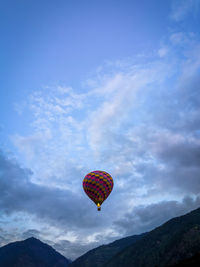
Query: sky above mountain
[[0, 0, 200, 260]]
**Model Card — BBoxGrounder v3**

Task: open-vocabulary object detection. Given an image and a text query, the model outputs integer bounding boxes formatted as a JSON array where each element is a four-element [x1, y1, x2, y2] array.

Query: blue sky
[[1, 0, 200, 260]]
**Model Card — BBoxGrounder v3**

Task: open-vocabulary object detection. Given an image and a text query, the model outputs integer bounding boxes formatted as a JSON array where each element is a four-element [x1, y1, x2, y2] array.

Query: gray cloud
[[21, 229, 41, 240], [0, 150, 105, 229], [53, 239, 97, 260], [114, 196, 200, 236], [0, 149, 127, 259]]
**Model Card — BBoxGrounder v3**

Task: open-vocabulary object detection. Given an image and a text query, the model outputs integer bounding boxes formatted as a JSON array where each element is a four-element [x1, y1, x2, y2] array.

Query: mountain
[[0, 237, 71, 267], [104, 207, 200, 267], [70, 233, 145, 267], [171, 252, 200, 266]]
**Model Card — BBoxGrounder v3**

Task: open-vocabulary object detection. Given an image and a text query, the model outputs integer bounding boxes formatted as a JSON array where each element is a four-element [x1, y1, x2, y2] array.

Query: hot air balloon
[[83, 170, 114, 211]]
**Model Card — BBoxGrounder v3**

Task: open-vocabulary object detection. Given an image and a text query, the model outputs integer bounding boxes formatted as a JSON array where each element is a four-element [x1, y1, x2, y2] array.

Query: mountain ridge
[[70, 233, 146, 267], [104, 206, 200, 267], [0, 236, 71, 267]]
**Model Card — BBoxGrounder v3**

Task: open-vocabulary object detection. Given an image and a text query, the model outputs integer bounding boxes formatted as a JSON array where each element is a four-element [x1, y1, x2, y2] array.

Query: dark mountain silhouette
[[70, 233, 145, 267], [104, 207, 200, 267], [0, 237, 71, 267], [170, 251, 200, 266], [69, 206, 200, 267]]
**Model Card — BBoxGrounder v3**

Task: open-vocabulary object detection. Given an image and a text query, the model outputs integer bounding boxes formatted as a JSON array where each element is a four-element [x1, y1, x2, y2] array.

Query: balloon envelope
[[83, 170, 114, 211]]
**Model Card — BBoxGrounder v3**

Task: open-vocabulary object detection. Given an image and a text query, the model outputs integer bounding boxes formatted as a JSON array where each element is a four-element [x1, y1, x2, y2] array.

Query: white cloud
[[158, 47, 168, 58], [87, 62, 172, 155]]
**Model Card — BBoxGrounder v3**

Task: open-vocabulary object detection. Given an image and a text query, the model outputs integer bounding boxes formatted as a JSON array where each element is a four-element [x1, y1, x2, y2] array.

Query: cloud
[[158, 47, 168, 58], [114, 196, 200, 236], [0, 150, 110, 229], [87, 63, 170, 154], [0, 150, 122, 259], [53, 239, 99, 260], [134, 129, 200, 195], [170, 0, 199, 21], [0, 151, 65, 220]]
